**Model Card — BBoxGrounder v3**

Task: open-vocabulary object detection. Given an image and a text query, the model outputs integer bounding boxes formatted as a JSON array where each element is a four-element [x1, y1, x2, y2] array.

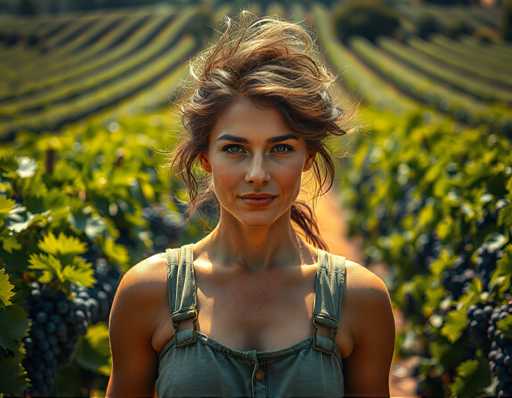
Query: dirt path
[[298, 184, 418, 397]]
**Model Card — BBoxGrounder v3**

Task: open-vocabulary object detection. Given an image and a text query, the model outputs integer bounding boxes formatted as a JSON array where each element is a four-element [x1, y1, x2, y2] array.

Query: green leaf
[[497, 202, 512, 227], [2, 235, 21, 253], [497, 314, 512, 339], [0, 356, 29, 395], [7, 209, 51, 234], [417, 201, 435, 230], [450, 357, 491, 398], [435, 216, 453, 240], [141, 181, 155, 201], [28, 253, 63, 284], [8, 221, 30, 234], [441, 307, 467, 343], [0, 304, 29, 351], [0, 196, 15, 215], [0, 267, 15, 307], [490, 244, 511, 295], [62, 257, 95, 288], [75, 323, 112, 376], [38, 231, 87, 256], [103, 237, 129, 271], [429, 248, 455, 277]]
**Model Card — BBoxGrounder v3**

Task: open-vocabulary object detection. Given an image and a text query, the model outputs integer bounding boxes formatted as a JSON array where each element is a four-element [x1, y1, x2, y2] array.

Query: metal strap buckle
[[312, 316, 337, 354], [171, 308, 198, 327], [173, 310, 199, 348]]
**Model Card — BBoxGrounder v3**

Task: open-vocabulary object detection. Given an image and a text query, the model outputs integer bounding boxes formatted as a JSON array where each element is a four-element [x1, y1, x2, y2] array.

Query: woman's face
[[199, 96, 315, 226]]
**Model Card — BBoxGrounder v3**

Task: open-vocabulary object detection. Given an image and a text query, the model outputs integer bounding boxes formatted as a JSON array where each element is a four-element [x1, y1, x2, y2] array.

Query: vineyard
[[0, 1, 511, 397]]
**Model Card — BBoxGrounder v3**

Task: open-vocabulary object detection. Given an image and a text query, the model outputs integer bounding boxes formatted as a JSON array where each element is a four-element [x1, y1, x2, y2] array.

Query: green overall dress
[[155, 243, 347, 397]]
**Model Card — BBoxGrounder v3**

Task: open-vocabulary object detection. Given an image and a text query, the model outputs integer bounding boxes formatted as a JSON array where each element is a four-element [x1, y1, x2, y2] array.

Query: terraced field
[[310, 4, 511, 139], [1, 2, 508, 141], [0, 6, 202, 141]]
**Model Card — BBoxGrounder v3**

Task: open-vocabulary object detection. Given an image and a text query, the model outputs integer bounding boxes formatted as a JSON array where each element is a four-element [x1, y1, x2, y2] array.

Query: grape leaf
[[0, 356, 29, 394], [28, 253, 63, 283], [0, 304, 29, 351], [0, 196, 15, 215], [7, 209, 51, 233], [28, 253, 94, 287], [0, 266, 14, 307], [2, 235, 21, 253], [75, 323, 112, 376], [103, 237, 129, 271], [441, 307, 467, 343], [0, 267, 15, 307], [497, 314, 512, 339], [497, 202, 512, 227], [490, 244, 511, 296], [38, 231, 87, 256], [450, 358, 491, 398], [62, 258, 95, 288]]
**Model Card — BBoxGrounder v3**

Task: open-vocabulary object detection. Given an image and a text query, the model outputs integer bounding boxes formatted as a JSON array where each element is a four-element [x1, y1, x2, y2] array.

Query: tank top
[[156, 243, 347, 398]]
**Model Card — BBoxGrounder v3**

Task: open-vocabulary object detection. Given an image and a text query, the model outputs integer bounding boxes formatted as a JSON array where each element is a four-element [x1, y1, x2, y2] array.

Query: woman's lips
[[240, 196, 276, 206]]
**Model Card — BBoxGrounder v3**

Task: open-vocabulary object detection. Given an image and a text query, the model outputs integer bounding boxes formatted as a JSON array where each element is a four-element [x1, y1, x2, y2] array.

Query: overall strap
[[312, 249, 347, 355], [165, 243, 199, 348]]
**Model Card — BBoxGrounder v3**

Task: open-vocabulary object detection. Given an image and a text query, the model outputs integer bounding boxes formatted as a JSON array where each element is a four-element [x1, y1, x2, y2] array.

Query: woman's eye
[[221, 143, 294, 154], [222, 144, 244, 154], [273, 144, 294, 153]]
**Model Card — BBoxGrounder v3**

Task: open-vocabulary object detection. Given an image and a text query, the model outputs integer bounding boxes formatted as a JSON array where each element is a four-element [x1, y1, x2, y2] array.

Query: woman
[[106, 10, 395, 398]]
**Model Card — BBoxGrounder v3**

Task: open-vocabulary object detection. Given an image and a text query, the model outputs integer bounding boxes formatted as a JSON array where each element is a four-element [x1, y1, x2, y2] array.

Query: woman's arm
[[343, 265, 396, 397], [106, 257, 163, 397]]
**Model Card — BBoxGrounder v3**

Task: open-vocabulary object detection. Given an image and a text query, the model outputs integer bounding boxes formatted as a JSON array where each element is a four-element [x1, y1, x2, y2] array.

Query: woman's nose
[[244, 154, 270, 183]]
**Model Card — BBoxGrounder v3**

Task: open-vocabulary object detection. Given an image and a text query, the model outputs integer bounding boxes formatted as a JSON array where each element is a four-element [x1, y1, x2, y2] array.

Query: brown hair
[[167, 10, 353, 251]]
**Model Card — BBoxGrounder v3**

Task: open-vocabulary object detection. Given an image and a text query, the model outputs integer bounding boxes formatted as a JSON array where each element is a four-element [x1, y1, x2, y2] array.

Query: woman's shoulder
[[323, 251, 392, 310], [113, 250, 173, 309], [122, 251, 168, 281], [318, 248, 388, 290], [337, 256, 395, 336], [344, 257, 391, 302]]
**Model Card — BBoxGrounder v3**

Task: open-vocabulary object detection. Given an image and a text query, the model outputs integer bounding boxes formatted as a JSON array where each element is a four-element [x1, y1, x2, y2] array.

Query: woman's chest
[[152, 262, 354, 358]]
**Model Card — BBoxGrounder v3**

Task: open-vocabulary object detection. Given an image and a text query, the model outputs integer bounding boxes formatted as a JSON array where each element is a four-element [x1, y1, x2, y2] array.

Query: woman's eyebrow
[[216, 133, 299, 143]]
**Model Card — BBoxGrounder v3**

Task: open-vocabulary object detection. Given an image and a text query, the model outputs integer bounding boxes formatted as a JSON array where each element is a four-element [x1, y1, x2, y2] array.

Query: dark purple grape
[[487, 302, 512, 396]]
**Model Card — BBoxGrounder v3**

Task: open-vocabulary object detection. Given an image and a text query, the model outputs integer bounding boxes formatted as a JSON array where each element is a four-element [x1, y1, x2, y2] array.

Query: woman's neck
[[193, 219, 316, 274]]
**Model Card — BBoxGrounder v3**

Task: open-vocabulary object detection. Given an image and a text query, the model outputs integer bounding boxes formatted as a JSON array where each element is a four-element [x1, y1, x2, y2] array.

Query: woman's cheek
[[279, 157, 305, 183], [211, 166, 240, 200]]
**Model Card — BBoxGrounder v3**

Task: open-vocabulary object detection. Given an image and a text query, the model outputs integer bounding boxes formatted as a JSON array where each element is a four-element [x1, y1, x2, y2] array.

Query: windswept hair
[[167, 10, 354, 250]]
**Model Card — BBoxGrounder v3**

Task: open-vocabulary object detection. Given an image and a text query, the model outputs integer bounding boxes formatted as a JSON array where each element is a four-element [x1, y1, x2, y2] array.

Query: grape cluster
[[441, 255, 475, 300], [476, 198, 509, 233], [415, 372, 444, 398], [417, 231, 442, 271], [467, 300, 494, 351], [403, 291, 425, 321], [142, 204, 184, 252], [476, 243, 501, 289], [70, 257, 121, 325], [487, 301, 512, 398], [23, 282, 83, 396], [22, 258, 121, 396]]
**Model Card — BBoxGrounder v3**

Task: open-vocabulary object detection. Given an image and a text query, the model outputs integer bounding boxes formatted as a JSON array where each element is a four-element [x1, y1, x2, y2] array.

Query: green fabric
[[156, 243, 347, 398]]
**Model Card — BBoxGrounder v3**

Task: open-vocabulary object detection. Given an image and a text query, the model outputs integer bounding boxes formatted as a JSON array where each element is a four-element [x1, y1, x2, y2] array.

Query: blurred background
[[0, 0, 511, 397]]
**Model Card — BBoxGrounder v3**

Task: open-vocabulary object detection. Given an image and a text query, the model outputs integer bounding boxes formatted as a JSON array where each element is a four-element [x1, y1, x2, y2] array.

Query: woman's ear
[[303, 150, 316, 171], [199, 152, 212, 173]]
